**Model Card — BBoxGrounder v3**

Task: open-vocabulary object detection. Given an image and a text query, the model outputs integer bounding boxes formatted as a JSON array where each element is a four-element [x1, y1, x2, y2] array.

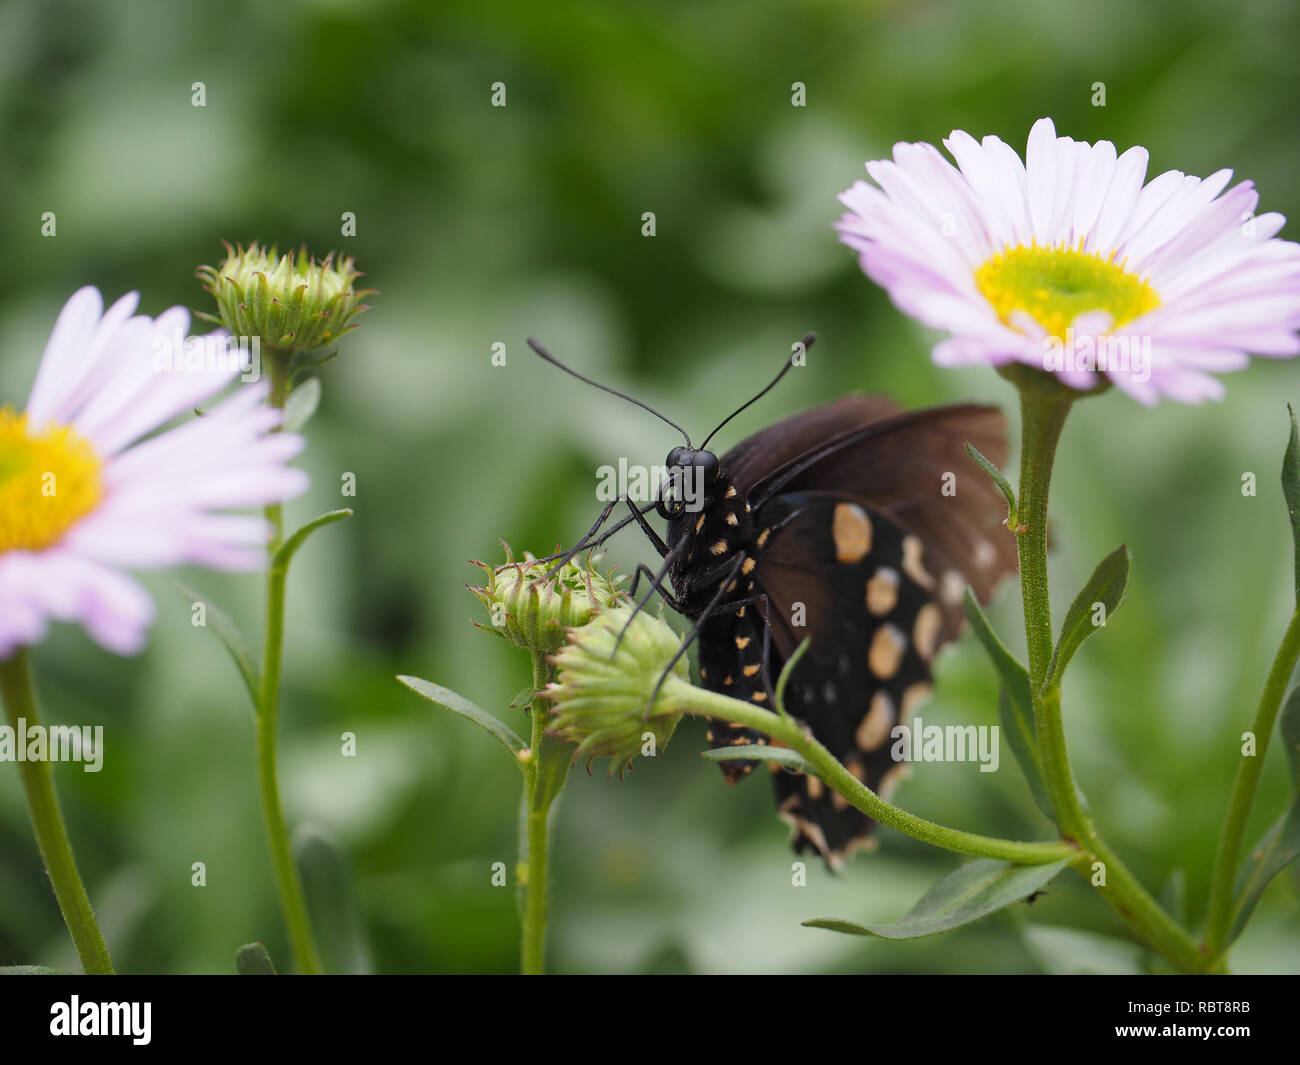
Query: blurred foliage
[[1, 0, 1299, 973]]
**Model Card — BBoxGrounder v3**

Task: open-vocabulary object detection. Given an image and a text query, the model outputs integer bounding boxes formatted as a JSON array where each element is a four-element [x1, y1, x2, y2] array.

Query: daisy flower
[[0, 287, 308, 658], [835, 117, 1300, 404]]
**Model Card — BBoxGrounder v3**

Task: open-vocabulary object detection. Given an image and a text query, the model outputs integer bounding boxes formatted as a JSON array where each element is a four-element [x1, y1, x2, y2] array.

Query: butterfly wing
[[708, 397, 1018, 866]]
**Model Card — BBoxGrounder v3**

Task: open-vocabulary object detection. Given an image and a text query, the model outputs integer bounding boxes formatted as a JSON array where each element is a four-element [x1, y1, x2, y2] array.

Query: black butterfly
[[529, 336, 1017, 868]]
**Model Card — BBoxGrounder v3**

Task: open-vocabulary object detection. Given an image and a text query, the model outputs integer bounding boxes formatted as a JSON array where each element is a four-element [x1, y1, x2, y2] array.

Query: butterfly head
[[658, 447, 721, 519]]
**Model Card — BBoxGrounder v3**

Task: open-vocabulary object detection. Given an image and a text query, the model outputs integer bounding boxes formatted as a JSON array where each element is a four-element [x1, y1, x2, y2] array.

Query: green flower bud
[[197, 241, 372, 355], [545, 605, 687, 775], [470, 548, 626, 656]]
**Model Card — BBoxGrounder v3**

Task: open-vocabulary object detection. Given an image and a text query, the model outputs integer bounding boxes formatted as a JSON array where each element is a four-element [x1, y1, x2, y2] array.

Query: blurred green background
[[2, 0, 1299, 974]]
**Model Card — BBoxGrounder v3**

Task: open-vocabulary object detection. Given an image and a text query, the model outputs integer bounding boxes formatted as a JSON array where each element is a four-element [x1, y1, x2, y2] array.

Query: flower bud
[[545, 605, 688, 775], [470, 548, 625, 656], [197, 241, 372, 355]]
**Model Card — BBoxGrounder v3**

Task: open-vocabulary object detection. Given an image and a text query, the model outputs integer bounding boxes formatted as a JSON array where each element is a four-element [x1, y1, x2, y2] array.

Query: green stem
[[0, 650, 114, 974], [255, 346, 323, 974], [520, 652, 572, 974], [1005, 365, 1208, 974], [674, 681, 1076, 865], [1204, 607, 1300, 959]]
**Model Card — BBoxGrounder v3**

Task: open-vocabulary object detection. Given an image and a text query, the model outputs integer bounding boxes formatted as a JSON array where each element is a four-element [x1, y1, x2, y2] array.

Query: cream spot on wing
[[868, 624, 906, 680], [742, 664, 760, 677], [913, 603, 943, 659], [741, 557, 756, 575], [756, 528, 771, 548], [806, 775, 824, 800], [900, 682, 932, 721], [855, 691, 896, 752], [941, 569, 966, 606], [725, 485, 737, 499], [865, 567, 900, 616], [901, 534, 935, 588], [831, 502, 873, 563], [710, 539, 728, 556], [695, 514, 706, 534], [735, 635, 751, 650], [726, 512, 739, 526]]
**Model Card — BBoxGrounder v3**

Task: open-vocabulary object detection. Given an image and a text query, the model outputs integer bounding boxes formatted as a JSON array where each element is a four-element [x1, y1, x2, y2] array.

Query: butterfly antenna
[[700, 333, 815, 451], [527, 337, 692, 446]]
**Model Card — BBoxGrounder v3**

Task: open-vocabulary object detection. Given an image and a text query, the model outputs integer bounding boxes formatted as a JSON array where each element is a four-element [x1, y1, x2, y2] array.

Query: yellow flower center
[[0, 408, 103, 553], [974, 242, 1160, 340]]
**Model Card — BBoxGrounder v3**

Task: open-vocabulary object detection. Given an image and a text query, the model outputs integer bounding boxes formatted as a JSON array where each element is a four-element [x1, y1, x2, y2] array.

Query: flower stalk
[[1203, 606, 1300, 960], [255, 348, 323, 975], [0, 650, 114, 974], [520, 651, 572, 975], [1003, 364, 1210, 973]]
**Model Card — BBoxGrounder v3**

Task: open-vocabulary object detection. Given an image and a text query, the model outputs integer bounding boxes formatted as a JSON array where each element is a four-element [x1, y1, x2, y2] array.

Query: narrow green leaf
[[398, 675, 528, 767], [963, 589, 1048, 817], [282, 376, 322, 433], [803, 857, 1071, 940], [1044, 545, 1130, 688], [1228, 687, 1300, 942], [273, 509, 353, 571], [774, 637, 811, 720], [699, 745, 812, 772], [234, 942, 276, 974], [1159, 868, 1188, 929], [294, 823, 369, 974], [999, 686, 1052, 820], [964, 441, 1017, 527], [1283, 405, 1300, 606], [172, 580, 258, 706]]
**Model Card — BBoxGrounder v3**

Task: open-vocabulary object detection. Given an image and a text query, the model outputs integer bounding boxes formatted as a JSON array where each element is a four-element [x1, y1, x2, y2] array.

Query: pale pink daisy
[[835, 117, 1300, 404], [0, 287, 308, 657]]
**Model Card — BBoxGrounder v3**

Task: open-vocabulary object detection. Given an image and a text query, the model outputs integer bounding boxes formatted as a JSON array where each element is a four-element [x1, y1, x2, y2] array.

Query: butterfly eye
[[695, 450, 719, 482]]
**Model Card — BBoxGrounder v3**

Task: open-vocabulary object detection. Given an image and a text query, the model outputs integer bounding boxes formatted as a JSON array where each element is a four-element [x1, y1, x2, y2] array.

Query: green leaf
[[294, 823, 369, 974], [1159, 868, 1188, 929], [1045, 545, 1130, 689], [803, 857, 1071, 940], [172, 580, 258, 706], [998, 687, 1052, 820], [774, 637, 811, 720], [397, 675, 528, 767], [0, 965, 69, 975], [273, 509, 353, 571], [963, 589, 1049, 818], [699, 745, 812, 772], [1228, 686, 1300, 942], [964, 441, 1017, 527], [1285, 405, 1300, 606], [234, 942, 276, 974], [282, 376, 322, 433]]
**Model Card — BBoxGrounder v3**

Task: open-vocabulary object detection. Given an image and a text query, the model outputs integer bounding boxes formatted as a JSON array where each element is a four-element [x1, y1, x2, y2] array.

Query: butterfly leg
[[535, 497, 661, 580], [615, 538, 690, 656], [641, 551, 750, 720]]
